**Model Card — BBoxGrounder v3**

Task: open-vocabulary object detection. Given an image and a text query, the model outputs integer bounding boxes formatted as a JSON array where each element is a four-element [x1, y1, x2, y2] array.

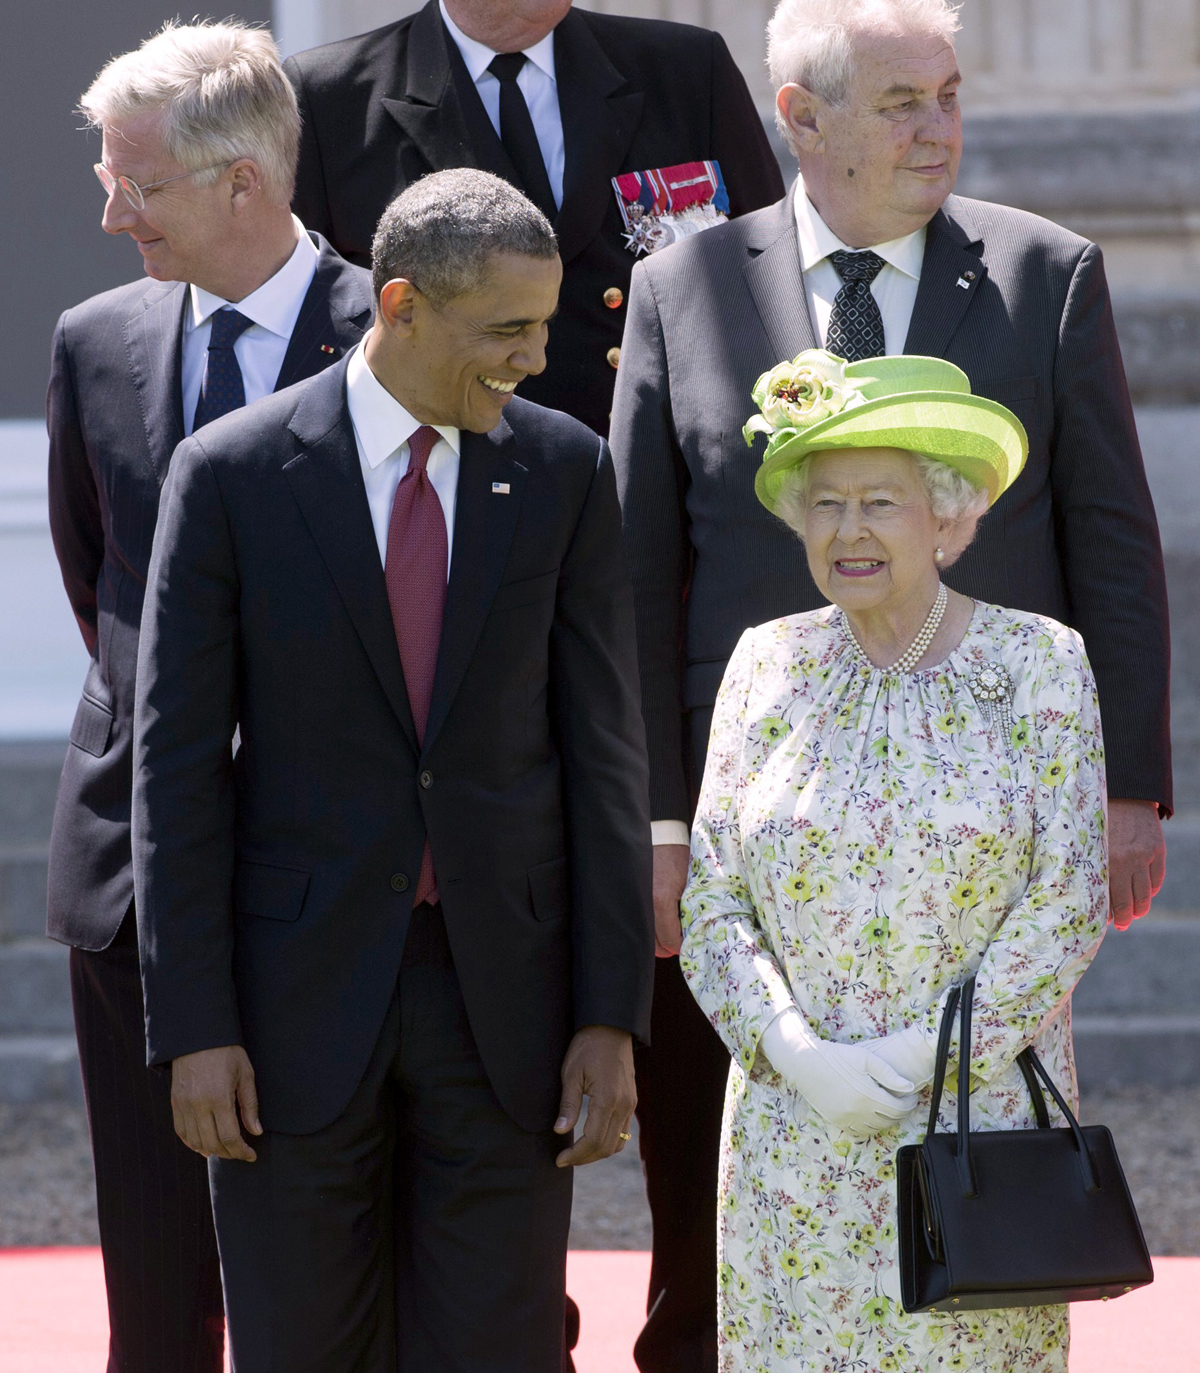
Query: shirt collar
[[345, 340, 461, 470], [794, 184, 926, 281], [438, 0, 557, 84], [187, 216, 319, 337]]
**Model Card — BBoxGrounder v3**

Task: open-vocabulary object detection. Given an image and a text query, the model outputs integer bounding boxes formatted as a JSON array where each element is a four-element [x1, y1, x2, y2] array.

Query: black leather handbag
[[897, 975, 1153, 1313]]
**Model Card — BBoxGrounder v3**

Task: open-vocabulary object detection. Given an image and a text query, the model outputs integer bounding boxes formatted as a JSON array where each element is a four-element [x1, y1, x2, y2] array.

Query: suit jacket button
[[390, 873, 409, 893], [606, 346, 621, 370], [603, 287, 624, 309], [419, 770, 434, 789]]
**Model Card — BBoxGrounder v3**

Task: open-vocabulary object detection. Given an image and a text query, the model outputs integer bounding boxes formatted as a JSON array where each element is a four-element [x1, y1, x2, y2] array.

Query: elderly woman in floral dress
[[679, 352, 1109, 1373]]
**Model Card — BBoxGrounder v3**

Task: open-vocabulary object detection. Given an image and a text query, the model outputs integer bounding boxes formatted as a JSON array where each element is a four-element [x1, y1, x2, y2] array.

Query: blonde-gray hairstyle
[[80, 21, 300, 206], [767, 0, 961, 153]]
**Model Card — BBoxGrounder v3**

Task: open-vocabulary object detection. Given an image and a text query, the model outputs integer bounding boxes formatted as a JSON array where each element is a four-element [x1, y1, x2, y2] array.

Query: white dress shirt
[[650, 194, 929, 847], [439, 0, 564, 211], [345, 341, 460, 572], [182, 216, 319, 435], [794, 186, 926, 357]]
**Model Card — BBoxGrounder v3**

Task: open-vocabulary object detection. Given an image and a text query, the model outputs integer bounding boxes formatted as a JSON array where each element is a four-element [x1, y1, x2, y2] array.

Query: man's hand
[[652, 844, 690, 957], [553, 1025, 636, 1167], [1109, 798, 1167, 931], [171, 1045, 262, 1162]]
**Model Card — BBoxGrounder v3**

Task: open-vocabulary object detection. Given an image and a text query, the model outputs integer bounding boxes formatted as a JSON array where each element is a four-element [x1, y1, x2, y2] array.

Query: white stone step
[[0, 1034, 81, 1104]]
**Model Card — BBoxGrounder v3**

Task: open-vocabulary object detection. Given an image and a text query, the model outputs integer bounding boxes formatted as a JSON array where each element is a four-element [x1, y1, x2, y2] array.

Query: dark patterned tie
[[193, 308, 254, 431], [385, 425, 447, 907], [487, 53, 557, 222], [825, 250, 887, 362]]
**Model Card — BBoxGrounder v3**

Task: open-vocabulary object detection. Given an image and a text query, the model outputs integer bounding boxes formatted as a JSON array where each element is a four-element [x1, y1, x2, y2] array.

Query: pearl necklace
[[841, 582, 948, 675]]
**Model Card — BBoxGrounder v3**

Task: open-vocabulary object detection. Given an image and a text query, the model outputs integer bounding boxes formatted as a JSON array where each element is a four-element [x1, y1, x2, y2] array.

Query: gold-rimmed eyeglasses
[[94, 161, 232, 211]]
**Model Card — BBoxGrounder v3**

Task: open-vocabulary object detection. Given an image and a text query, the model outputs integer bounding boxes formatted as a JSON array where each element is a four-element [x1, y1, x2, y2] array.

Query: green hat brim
[[754, 391, 1029, 515]]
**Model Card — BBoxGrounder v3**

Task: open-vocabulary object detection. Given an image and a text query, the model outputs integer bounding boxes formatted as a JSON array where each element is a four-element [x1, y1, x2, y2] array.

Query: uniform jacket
[[610, 187, 1172, 823], [46, 236, 374, 949], [132, 361, 654, 1134], [284, 0, 784, 436]]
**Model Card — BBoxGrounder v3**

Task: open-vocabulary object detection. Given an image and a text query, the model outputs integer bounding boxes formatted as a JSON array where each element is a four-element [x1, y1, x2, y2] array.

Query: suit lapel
[[423, 423, 526, 752], [743, 190, 819, 363], [904, 198, 986, 357], [282, 362, 419, 753], [553, 12, 644, 266], [381, 0, 512, 182], [124, 282, 187, 485], [275, 236, 374, 389]]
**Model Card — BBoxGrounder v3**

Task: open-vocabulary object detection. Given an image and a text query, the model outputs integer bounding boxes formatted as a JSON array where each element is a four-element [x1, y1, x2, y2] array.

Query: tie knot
[[488, 52, 527, 84], [829, 249, 886, 286], [208, 308, 254, 350], [407, 426, 439, 476]]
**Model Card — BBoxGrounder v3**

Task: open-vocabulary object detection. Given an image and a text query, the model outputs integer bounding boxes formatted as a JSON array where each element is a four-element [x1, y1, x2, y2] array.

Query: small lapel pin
[[956, 277, 971, 290], [492, 482, 511, 495], [320, 344, 337, 354]]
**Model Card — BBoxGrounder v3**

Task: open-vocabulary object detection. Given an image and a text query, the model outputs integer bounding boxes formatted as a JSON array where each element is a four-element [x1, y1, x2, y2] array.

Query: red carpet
[[0, 1249, 1195, 1371]]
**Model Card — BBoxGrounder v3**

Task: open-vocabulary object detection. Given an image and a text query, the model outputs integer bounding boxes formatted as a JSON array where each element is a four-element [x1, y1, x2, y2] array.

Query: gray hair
[[79, 21, 299, 206], [773, 449, 988, 553], [767, 0, 961, 152], [371, 170, 558, 306]]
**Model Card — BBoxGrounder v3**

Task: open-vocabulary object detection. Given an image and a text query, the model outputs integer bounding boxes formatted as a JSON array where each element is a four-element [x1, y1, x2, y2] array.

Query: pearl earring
[[935, 547, 945, 563]]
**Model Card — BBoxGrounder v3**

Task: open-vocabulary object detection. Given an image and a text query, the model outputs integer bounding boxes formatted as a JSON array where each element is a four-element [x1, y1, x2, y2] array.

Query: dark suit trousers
[[633, 706, 730, 1373], [70, 908, 225, 1373], [210, 903, 573, 1373]]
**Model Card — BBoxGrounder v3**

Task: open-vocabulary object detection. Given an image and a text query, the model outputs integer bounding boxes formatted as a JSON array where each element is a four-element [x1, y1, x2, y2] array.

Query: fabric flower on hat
[[743, 349, 862, 445]]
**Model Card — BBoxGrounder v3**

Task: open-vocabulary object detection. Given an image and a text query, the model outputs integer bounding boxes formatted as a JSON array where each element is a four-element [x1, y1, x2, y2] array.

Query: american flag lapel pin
[[492, 482, 511, 495], [956, 277, 971, 290]]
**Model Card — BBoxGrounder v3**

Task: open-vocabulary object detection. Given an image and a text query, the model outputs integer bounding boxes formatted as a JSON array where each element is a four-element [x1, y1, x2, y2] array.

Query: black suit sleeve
[[1050, 243, 1172, 812], [609, 263, 692, 826], [133, 438, 242, 1066], [286, 56, 336, 245], [707, 32, 785, 216], [47, 314, 103, 656], [551, 438, 654, 1042]]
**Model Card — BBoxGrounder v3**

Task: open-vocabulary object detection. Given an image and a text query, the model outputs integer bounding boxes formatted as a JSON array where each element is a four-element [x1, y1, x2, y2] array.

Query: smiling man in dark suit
[[132, 168, 654, 1373], [611, 0, 1171, 1365], [283, 0, 784, 439], [45, 23, 373, 1373]]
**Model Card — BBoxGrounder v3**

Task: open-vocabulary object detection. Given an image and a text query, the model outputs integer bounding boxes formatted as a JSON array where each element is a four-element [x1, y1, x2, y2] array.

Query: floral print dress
[[680, 601, 1109, 1373]]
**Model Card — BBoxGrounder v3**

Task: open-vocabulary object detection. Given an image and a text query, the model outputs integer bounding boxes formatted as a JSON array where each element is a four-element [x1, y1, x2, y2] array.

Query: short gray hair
[[773, 449, 988, 548], [80, 21, 299, 206], [768, 0, 961, 152], [371, 170, 558, 306]]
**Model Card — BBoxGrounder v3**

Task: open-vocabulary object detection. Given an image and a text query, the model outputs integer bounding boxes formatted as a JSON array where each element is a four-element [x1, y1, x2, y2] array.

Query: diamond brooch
[[967, 661, 1016, 741]]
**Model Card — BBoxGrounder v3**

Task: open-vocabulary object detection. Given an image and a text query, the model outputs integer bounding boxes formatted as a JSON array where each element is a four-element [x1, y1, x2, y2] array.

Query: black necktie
[[487, 53, 557, 222], [826, 250, 887, 362], [193, 308, 254, 431]]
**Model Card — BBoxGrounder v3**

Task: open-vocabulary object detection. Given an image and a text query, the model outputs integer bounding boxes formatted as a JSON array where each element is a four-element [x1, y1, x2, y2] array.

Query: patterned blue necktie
[[193, 308, 254, 431], [826, 250, 887, 362]]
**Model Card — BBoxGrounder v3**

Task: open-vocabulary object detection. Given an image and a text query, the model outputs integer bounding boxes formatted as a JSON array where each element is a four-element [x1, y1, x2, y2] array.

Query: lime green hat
[[745, 350, 1028, 515]]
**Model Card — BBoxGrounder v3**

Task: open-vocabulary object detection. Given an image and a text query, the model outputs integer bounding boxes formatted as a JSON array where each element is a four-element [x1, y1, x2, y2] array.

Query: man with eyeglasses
[[45, 22, 371, 1373]]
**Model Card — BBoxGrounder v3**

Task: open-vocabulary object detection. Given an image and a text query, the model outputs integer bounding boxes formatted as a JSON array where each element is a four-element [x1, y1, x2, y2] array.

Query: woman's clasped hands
[[761, 1009, 935, 1138]]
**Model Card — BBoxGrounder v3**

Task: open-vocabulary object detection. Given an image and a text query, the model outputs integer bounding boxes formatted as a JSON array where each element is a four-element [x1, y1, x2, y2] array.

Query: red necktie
[[384, 425, 446, 906]]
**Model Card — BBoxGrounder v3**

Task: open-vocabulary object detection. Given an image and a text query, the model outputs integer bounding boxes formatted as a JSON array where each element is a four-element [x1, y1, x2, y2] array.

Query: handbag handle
[[928, 976, 1100, 1197]]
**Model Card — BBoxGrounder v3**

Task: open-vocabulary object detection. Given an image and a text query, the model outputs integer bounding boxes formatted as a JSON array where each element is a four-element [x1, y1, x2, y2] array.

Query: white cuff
[[651, 820, 691, 846]]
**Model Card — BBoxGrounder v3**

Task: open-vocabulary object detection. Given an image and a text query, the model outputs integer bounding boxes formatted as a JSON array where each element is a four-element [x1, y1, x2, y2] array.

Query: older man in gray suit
[[610, 0, 1170, 1365]]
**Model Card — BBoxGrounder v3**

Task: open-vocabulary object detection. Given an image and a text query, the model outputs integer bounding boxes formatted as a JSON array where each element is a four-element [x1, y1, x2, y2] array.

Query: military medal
[[612, 160, 730, 257]]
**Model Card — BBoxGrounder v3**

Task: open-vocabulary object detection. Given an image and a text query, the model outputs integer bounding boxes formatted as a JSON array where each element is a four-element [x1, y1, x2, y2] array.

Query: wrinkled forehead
[[849, 25, 960, 98], [100, 109, 173, 176], [806, 446, 924, 493]]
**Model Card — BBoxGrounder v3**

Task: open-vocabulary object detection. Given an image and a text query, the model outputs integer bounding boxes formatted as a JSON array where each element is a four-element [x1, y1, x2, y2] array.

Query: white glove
[[870, 1023, 939, 1091], [761, 1008, 920, 1138]]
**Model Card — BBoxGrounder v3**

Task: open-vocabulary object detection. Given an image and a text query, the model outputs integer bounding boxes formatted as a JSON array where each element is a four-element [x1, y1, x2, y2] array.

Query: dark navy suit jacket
[[131, 362, 654, 1134], [611, 188, 1172, 823], [46, 235, 374, 949], [285, 0, 784, 437]]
